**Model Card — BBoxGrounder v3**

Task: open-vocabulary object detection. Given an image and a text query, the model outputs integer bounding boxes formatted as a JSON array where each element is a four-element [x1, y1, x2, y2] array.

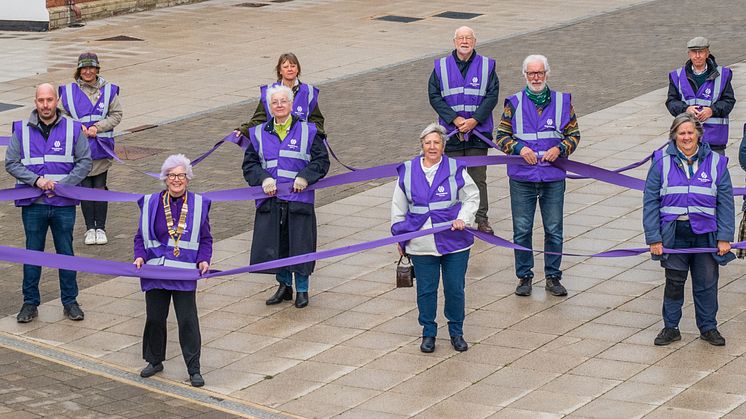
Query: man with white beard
[[495, 55, 580, 298]]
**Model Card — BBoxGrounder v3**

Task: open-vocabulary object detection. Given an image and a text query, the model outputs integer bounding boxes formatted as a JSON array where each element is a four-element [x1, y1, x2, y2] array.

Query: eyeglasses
[[270, 99, 290, 106], [525, 71, 546, 78], [455, 36, 474, 41], [166, 173, 187, 180]]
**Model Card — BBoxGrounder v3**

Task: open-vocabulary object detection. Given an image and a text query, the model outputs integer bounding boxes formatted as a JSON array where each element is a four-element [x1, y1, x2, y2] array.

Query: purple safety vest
[[655, 149, 727, 234], [434, 53, 495, 134], [59, 82, 119, 160], [140, 191, 209, 270], [12, 117, 82, 207], [669, 65, 731, 146], [249, 120, 317, 207], [260, 82, 319, 122], [506, 89, 573, 182], [391, 155, 474, 254]]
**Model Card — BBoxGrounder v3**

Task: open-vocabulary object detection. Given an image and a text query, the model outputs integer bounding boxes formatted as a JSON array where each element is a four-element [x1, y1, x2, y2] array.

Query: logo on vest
[[469, 76, 480, 87], [544, 118, 554, 129], [51, 140, 63, 152], [435, 185, 448, 197], [703, 87, 712, 99], [288, 138, 299, 150], [296, 106, 303, 112], [97, 102, 105, 110], [697, 171, 711, 184]]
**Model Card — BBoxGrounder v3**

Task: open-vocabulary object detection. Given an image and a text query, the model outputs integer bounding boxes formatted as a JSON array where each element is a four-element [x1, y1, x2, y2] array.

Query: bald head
[[35, 83, 59, 124]]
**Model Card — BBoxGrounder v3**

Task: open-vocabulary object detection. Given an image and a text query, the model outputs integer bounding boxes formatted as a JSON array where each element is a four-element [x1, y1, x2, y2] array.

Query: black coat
[[242, 117, 330, 275]]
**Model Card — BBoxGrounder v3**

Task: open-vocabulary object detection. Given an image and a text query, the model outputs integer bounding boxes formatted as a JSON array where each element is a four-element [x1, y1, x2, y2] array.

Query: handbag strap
[[398, 255, 412, 266]]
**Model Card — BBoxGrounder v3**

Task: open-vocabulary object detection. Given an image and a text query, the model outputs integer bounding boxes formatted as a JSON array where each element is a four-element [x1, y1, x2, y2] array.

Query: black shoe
[[295, 292, 308, 308], [545, 277, 567, 297], [654, 327, 681, 346], [63, 303, 85, 321], [476, 219, 494, 235], [450, 336, 469, 352], [515, 277, 532, 296], [420, 336, 435, 353], [266, 284, 293, 305], [140, 362, 164, 378], [190, 372, 205, 387], [16, 303, 38, 323], [700, 329, 726, 346]]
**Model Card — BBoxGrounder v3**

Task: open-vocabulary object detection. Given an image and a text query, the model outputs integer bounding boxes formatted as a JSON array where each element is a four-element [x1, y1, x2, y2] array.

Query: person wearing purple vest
[[58, 52, 123, 246], [666, 37, 735, 154], [495, 55, 580, 298], [242, 85, 329, 309], [391, 123, 479, 353], [237, 52, 325, 137], [5, 83, 92, 324], [133, 154, 212, 387], [644, 113, 734, 347], [428, 26, 499, 235]]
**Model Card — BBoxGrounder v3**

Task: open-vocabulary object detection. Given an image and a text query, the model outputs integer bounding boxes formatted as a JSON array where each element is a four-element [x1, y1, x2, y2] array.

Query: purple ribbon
[[191, 133, 250, 167], [0, 136, 9, 146]]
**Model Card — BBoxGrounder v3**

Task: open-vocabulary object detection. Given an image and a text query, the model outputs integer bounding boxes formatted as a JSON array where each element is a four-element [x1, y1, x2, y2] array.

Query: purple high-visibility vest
[[506, 90, 573, 182], [669, 66, 731, 146], [260, 82, 319, 122], [391, 155, 474, 254], [12, 117, 82, 207], [59, 82, 119, 160], [249, 120, 317, 207], [655, 148, 727, 234], [434, 53, 495, 134], [140, 191, 209, 271]]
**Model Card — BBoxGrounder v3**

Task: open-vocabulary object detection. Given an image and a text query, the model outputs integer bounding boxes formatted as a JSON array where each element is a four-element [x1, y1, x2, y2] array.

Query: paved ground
[[1, 0, 746, 417]]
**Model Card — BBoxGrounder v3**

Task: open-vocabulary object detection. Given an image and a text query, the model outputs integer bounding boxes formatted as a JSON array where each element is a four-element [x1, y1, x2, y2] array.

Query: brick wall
[[48, 0, 207, 30]]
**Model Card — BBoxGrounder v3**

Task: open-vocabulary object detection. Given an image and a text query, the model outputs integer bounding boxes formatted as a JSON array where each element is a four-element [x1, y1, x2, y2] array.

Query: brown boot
[[477, 219, 494, 234]]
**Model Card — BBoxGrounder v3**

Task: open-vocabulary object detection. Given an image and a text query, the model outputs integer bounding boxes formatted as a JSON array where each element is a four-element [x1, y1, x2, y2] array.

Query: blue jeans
[[276, 269, 309, 292], [411, 250, 469, 337], [21, 204, 78, 306], [509, 179, 565, 279], [662, 221, 719, 333]]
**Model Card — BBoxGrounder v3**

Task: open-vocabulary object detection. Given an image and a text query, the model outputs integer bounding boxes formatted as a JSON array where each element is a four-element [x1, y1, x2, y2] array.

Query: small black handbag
[[396, 255, 415, 287]]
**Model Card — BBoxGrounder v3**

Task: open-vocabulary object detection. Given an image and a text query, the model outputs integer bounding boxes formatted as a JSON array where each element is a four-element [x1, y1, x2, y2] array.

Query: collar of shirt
[[675, 146, 699, 179], [273, 116, 293, 141], [419, 156, 443, 186]]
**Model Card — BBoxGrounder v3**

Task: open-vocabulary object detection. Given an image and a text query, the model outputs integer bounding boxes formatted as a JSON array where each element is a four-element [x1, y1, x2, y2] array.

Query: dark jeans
[[662, 221, 719, 333], [80, 170, 108, 230], [143, 289, 201, 374], [509, 179, 565, 279], [446, 148, 488, 221], [21, 204, 78, 306], [411, 250, 470, 337]]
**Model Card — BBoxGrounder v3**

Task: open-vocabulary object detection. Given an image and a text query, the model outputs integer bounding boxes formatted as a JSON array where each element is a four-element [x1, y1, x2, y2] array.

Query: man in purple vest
[[5, 83, 92, 323], [428, 26, 499, 234], [666, 37, 735, 155], [495, 55, 580, 298]]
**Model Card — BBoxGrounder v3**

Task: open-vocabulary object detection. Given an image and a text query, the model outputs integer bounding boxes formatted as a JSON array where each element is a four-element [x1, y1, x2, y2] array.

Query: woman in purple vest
[[643, 113, 734, 347], [391, 123, 479, 353], [242, 85, 330, 308], [133, 154, 212, 387], [58, 52, 123, 246], [236, 52, 325, 137]]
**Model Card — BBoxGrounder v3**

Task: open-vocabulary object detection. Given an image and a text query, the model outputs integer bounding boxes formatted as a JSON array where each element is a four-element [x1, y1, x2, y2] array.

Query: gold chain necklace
[[163, 191, 188, 257]]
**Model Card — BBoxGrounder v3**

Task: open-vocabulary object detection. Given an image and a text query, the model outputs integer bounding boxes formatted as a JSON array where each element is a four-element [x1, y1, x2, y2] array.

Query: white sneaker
[[84, 229, 96, 245], [95, 229, 108, 245]]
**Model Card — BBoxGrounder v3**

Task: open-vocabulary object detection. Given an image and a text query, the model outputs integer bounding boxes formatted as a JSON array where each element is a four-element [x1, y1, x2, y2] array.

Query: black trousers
[[80, 171, 108, 230], [143, 289, 201, 374]]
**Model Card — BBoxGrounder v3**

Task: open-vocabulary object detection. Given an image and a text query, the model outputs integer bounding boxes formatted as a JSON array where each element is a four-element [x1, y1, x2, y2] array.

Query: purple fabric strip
[[0, 136, 9, 146], [191, 133, 250, 167], [567, 142, 668, 180]]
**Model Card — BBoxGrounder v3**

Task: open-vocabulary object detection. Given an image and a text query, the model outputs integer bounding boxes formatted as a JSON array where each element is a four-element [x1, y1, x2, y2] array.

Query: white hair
[[419, 122, 447, 143], [453, 26, 475, 39], [265, 84, 294, 113], [522, 54, 550, 74], [160, 154, 193, 183]]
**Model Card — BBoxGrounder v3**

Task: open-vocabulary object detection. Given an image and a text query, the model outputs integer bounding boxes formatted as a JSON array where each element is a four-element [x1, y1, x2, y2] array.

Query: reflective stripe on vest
[[306, 83, 316, 111], [678, 66, 724, 107], [439, 55, 489, 97], [660, 152, 720, 216], [20, 118, 74, 165], [513, 92, 565, 142], [64, 83, 115, 138], [403, 158, 459, 215], [278, 122, 311, 161], [15, 173, 66, 185], [141, 193, 204, 251], [145, 257, 195, 269]]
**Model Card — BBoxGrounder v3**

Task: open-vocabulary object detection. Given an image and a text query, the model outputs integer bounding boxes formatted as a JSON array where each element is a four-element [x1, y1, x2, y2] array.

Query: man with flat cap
[[666, 37, 736, 154]]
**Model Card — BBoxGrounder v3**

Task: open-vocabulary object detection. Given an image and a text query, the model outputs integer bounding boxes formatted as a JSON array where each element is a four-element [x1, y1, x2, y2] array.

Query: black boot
[[266, 284, 293, 305], [295, 292, 309, 308]]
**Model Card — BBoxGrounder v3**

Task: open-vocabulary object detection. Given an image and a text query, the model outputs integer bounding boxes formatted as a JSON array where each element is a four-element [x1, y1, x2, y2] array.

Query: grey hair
[[159, 154, 193, 183], [522, 54, 551, 74], [669, 112, 703, 141], [265, 84, 294, 116], [419, 122, 448, 145], [453, 26, 475, 39]]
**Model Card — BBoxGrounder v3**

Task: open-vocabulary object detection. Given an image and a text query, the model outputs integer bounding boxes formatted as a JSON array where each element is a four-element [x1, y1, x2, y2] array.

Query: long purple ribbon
[[0, 136, 9, 146]]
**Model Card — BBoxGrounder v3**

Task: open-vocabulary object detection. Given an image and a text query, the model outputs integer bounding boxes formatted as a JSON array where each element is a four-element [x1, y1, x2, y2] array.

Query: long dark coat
[[242, 117, 330, 275]]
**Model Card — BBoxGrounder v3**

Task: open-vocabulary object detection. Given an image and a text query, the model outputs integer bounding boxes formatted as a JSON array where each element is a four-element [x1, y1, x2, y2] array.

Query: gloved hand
[[262, 177, 277, 196], [293, 177, 308, 192]]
